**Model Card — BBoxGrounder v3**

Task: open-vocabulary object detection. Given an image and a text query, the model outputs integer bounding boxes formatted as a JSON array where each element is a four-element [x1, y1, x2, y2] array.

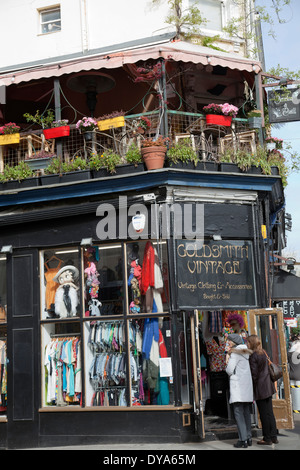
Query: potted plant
[[24, 110, 70, 139], [136, 116, 151, 134], [97, 111, 125, 131], [76, 117, 98, 141], [61, 156, 90, 182], [124, 143, 144, 172], [265, 136, 284, 151], [0, 122, 21, 145], [98, 150, 122, 174], [141, 136, 169, 170], [167, 139, 198, 169], [0, 161, 37, 190], [203, 103, 238, 126], [25, 150, 56, 170], [247, 109, 263, 129], [41, 157, 62, 185], [43, 119, 70, 139]]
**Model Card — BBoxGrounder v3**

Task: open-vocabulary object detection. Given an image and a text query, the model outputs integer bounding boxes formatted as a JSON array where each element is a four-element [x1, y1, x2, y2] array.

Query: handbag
[[264, 351, 283, 382]]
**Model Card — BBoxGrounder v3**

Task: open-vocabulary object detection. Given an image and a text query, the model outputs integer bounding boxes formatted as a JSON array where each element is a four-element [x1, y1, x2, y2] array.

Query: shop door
[[190, 310, 205, 438], [248, 308, 294, 429]]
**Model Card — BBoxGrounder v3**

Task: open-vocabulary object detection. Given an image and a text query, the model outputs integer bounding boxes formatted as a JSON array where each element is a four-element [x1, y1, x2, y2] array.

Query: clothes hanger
[[44, 255, 64, 270]]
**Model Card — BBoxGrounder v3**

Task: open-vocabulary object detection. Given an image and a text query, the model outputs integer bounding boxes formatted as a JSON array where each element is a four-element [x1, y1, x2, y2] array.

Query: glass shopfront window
[[40, 241, 174, 409], [41, 248, 80, 320]]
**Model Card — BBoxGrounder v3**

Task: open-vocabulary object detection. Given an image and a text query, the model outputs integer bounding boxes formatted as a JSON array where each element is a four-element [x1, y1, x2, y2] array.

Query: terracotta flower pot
[[141, 146, 166, 170], [205, 114, 232, 126]]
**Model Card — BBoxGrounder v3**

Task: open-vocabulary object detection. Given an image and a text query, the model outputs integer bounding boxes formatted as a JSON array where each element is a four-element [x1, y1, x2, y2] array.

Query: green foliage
[[151, 0, 206, 39], [125, 143, 142, 166], [0, 161, 34, 182], [23, 109, 55, 129], [62, 157, 88, 172], [44, 157, 63, 175], [167, 138, 198, 166]]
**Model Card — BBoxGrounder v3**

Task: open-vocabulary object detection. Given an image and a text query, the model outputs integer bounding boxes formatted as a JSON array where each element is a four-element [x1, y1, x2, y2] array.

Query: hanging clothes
[[44, 337, 81, 406], [44, 260, 63, 310]]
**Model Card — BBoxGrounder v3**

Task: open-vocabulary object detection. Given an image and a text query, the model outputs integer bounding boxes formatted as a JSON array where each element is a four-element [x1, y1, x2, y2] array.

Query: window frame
[[39, 241, 179, 411], [38, 5, 61, 35]]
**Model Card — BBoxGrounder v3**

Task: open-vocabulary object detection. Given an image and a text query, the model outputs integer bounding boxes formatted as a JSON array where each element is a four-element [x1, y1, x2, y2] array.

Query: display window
[[40, 241, 174, 409], [41, 248, 80, 320], [83, 244, 123, 317], [126, 241, 169, 315]]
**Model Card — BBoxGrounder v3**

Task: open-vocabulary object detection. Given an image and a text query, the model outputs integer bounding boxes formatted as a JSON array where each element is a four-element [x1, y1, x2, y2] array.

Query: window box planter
[[219, 162, 241, 173], [43, 126, 70, 139], [97, 116, 125, 131], [167, 160, 198, 170], [197, 161, 218, 171], [0, 180, 20, 191], [60, 170, 91, 183], [115, 163, 145, 175], [40, 174, 61, 186], [271, 166, 279, 175], [248, 117, 263, 129], [19, 177, 40, 188], [0, 133, 20, 145], [205, 115, 232, 127], [25, 157, 53, 171]]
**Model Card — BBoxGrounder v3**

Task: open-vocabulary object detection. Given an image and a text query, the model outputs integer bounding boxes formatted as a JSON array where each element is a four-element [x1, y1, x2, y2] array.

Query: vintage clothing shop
[[0, 170, 277, 449]]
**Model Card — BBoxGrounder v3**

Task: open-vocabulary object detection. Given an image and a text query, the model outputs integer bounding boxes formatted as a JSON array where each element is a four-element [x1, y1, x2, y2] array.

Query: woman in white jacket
[[226, 333, 254, 448]]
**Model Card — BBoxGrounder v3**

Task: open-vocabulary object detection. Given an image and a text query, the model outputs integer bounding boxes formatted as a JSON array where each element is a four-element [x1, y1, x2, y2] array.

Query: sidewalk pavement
[[23, 414, 300, 451]]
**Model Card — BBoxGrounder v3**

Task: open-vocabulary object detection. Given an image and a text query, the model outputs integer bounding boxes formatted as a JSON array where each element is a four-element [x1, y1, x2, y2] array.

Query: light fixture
[[207, 56, 212, 64], [213, 234, 222, 241], [1, 245, 12, 253], [80, 238, 93, 246], [67, 72, 116, 117]]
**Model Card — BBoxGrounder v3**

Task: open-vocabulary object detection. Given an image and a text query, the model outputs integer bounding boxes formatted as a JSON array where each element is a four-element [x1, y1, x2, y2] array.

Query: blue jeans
[[232, 402, 252, 442]]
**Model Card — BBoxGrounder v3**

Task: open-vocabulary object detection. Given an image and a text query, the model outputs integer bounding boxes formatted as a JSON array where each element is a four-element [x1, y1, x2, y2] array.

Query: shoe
[[271, 437, 279, 444], [257, 439, 272, 445], [234, 440, 248, 448], [247, 438, 252, 446]]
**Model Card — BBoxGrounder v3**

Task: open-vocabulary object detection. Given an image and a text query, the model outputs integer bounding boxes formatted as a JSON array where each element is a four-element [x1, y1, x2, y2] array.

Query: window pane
[[83, 245, 123, 317], [84, 320, 127, 407], [40, 8, 61, 33], [130, 317, 174, 406], [127, 241, 169, 315], [42, 322, 81, 407], [41, 10, 60, 23], [41, 249, 80, 320], [189, 0, 222, 31]]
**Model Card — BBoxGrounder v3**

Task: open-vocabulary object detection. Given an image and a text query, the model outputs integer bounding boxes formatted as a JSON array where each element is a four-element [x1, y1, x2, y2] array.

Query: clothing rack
[[50, 333, 81, 338]]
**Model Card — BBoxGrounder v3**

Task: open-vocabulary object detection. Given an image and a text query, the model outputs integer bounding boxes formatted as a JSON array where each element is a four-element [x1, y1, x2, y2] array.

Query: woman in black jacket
[[247, 335, 278, 445]]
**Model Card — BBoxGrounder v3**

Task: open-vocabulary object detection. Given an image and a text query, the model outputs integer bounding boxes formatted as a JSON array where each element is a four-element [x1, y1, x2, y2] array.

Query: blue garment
[[142, 318, 159, 359]]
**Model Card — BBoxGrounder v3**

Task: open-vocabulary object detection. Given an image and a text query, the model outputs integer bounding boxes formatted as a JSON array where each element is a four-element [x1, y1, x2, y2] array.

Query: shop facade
[[0, 167, 288, 449]]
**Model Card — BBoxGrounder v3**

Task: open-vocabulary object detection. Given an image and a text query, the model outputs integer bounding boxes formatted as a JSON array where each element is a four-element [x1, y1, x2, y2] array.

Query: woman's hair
[[247, 335, 264, 354]]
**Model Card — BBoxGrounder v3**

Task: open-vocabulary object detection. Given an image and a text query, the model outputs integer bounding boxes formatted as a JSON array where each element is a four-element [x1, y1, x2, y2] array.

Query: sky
[[260, 0, 300, 258]]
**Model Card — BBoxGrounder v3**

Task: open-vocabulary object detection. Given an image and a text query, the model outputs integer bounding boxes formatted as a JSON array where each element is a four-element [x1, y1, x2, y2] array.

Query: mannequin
[[53, 265, 79, 318]]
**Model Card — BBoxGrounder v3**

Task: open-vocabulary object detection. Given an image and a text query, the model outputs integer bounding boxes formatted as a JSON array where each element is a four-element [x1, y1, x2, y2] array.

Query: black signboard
[[268, 87, 300, 123], [175, 240, 257, 309], [279, 300, 300, 319]]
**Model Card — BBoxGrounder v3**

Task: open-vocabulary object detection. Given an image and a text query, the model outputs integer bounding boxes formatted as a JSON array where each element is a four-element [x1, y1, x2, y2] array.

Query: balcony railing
[[0, 110, 257, 171]]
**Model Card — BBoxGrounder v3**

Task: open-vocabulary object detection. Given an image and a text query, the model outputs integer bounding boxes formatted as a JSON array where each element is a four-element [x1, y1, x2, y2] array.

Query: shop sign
[[268, 87, 300, 123], [279, 300, 300, 319], [175, 240, 256, 309]]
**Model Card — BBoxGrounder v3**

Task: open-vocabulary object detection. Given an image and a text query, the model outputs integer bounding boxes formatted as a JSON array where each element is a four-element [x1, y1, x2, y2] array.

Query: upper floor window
[[189, 0, 223, 32], [39, 6, 61, 34]]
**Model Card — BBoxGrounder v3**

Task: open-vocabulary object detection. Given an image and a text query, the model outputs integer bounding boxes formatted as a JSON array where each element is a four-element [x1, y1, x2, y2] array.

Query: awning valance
[[0, 40, 262, 87]]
